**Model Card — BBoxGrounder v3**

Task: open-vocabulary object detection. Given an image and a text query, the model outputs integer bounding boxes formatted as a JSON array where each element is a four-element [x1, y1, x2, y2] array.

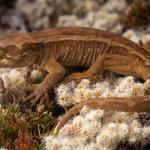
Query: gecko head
[[0, 33, 36, 68], [0, 46, 37, 68]]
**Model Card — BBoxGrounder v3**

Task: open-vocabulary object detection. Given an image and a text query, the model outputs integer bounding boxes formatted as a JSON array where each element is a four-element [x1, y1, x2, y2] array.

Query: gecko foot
[[23, 83, 49, 107]]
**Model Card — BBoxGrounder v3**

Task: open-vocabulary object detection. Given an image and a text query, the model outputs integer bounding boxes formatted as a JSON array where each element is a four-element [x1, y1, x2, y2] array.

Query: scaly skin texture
[[0, 27, 150, 77], [0, 27, 150, 118]]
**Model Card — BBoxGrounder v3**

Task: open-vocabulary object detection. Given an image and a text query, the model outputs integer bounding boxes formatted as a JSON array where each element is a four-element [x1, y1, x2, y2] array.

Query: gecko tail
[[54, 96, 150, 135]]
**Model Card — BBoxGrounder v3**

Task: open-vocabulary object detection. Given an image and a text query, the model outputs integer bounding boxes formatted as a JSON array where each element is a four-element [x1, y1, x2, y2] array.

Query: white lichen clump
[[57, 0, 126, 33], [0, 68, 45, 89], [0, 68, 28, 89], [45, 105, 150, 150], [45, 76, 150, 150], [56, 76, 150, 107]]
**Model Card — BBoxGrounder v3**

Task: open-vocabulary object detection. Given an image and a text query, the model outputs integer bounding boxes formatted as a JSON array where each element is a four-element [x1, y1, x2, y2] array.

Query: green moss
[[0, 103, 28, 148]]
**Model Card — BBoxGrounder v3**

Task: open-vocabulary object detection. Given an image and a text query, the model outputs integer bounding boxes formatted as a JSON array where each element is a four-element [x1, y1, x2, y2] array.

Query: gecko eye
[[22, 52, 27, 57]]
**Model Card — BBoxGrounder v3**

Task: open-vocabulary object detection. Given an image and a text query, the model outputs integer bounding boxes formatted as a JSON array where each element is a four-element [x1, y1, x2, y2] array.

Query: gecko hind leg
[[61, 54, 149, 84], [61, 54, 107, 84]]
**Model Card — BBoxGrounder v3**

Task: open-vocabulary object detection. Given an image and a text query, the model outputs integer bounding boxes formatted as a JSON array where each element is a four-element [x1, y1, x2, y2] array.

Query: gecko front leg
[[23, 58, 66, 107]]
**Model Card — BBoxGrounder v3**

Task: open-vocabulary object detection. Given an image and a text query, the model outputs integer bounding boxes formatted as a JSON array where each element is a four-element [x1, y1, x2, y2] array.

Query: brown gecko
[[0, 27, 150, 107]]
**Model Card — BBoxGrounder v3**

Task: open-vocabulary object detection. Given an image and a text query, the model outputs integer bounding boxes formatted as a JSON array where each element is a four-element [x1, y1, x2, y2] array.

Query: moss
[[0, 103, 28, 149], [0, 100, 58, 149]]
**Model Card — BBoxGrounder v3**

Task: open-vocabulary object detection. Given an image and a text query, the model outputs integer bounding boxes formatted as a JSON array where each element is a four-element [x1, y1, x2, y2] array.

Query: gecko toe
[[22, 83, 49, 108], [23, 93, 35, 103], [30, 95, 42, 107]]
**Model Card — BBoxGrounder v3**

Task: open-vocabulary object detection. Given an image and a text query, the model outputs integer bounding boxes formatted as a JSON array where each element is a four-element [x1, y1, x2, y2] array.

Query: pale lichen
[[45, 75, 150, 150]]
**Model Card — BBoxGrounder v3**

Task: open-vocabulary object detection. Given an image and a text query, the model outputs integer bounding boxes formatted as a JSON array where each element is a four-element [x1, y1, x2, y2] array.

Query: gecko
[[0, 27, 150, 107]]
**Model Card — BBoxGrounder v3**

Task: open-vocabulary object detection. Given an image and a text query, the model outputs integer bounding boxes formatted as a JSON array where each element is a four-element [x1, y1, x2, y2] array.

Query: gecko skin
[[0, 27, 150, 108]]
